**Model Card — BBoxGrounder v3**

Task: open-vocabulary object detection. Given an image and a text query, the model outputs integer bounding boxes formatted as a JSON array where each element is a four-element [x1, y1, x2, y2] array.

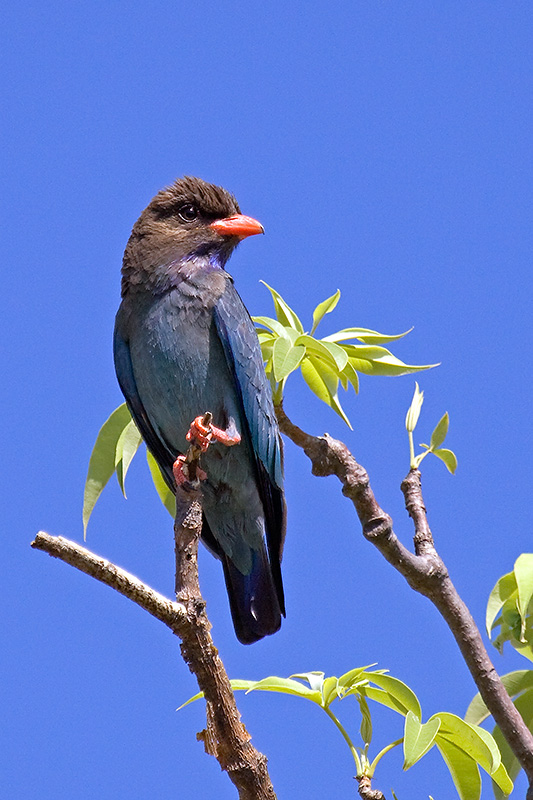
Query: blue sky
[[3, 2, 533, 797]]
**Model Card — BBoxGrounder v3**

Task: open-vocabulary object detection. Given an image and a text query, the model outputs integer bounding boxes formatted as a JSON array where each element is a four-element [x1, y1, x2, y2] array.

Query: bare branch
[[31, 532, 186, 628], [32, 432, 277, 800], [276, 403, 533, 786]]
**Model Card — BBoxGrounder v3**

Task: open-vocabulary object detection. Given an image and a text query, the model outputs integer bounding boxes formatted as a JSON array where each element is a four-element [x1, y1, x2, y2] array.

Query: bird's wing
[[113, 314, 176, 488], [213, 284, 286, 584]]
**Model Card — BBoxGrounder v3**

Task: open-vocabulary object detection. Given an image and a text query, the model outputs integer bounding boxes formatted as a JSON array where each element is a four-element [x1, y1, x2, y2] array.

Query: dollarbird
[[114, 176, 286, 643]]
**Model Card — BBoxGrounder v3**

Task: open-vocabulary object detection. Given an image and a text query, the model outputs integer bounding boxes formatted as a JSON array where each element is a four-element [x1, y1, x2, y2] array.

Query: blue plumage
[[114, 177, 286, 643]]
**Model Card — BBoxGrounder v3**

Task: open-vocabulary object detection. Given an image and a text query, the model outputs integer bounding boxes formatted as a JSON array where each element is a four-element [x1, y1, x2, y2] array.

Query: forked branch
[[276, 403, 533, 794]]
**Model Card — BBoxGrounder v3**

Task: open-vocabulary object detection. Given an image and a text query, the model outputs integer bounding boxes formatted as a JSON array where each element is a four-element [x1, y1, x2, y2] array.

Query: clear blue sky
[[3, 2, 533, 797]]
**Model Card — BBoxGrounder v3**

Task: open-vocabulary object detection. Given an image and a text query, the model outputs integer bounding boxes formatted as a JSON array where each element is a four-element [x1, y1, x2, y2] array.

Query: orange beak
[[210, 214, 264, 239]]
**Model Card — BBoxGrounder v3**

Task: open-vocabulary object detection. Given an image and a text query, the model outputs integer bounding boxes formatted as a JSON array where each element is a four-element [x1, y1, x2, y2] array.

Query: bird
[[114, 176, 286, 644]]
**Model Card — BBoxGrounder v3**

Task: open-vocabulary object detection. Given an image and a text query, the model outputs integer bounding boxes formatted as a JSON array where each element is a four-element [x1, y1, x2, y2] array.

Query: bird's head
[[122, 176, 264, 295]]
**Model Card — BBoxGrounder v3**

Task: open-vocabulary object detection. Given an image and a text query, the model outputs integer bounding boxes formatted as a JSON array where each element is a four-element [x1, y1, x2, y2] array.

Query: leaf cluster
[[255, 283, 437, 427], [405, 382, 458, 473], [464, 555, 533, 797], [182, 666, 511, 799]]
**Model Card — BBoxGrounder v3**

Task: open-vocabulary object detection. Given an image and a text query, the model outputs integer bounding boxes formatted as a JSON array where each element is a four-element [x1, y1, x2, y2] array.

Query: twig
[[276, 403, 533, 791], [357, 775, 386, 800]]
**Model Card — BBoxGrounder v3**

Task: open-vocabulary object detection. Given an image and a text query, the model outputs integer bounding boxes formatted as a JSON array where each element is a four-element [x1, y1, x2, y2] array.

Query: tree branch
[[357, 775, 386, 800], [276, 403, 533, 789], [31, 484, 277, 799]]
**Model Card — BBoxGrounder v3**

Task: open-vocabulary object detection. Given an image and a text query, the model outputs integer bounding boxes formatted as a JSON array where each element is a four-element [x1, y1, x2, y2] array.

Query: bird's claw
[[186, 415, 241, 451], [173, 455, 207, 486]]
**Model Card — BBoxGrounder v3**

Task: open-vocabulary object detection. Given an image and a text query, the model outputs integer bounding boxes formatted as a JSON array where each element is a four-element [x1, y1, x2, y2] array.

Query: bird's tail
[[222, 547, 283, 645]]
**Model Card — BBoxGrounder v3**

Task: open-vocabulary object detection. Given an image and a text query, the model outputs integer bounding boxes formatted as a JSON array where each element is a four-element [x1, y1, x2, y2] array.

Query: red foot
[[173, 455, 208, 485], [185, 415, 241, 450]]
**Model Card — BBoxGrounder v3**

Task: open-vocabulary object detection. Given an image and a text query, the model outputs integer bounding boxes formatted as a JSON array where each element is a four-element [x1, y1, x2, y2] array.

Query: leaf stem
[[368, 738, 403, 775], [323, 706, 363, 775]]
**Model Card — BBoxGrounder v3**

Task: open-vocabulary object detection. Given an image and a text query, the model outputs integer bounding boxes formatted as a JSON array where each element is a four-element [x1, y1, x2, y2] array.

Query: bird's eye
[[178, 203, 199, 222]]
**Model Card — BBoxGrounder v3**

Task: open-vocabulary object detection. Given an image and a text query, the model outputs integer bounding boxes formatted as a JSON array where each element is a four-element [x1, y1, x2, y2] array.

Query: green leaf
[[465, 670, 533, 724], [253, 315, 292, 339], [358, 695, 373, 746], [435, 737, 481, 800], [310, 289, 341, 335], [322, 327, 413, 345], [290, 671, 325, 692], [83, 403, 133, 536], [403, 712, 440, 769], [146, 450, 176, 517], [260, 281, 304, 333], [514, 554, 533, 637], [295, 334, 349, 371], [245, 675, 322, 704], [492, 688, 533, 798], [430, 412, 449, 450], [272, 337, 306, 381], [340, 359, 360, 394], [367, 673, 422, 718], [300, 356, 352, 428], [405, 382, 424, 432], [321, 676, 341, 707], [342, 344, 438, 377], [178, 679, 263, 710], [433, 713, 495, 775], [115, 418, 143, 496], [432, 448, 458, 474], [256, 328, 275, 343], [485, 571, 517, 637]]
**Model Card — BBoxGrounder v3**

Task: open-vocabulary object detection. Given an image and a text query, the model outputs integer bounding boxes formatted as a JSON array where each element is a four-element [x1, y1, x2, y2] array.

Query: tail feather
[[222, 548, 283, 645]]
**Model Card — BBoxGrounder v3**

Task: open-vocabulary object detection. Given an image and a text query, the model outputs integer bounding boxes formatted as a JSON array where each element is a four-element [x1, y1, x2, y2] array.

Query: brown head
[[121, 176, 263, 296]]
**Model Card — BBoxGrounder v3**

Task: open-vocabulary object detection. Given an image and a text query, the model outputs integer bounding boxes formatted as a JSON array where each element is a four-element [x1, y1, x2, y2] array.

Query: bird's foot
[[173, 455, 207, 486], [186, 415, 241, 451]]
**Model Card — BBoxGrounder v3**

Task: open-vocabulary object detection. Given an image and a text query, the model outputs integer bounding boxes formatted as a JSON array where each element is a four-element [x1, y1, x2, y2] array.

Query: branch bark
[[276, 403, 533, 791], [31, 483, 277, 799]]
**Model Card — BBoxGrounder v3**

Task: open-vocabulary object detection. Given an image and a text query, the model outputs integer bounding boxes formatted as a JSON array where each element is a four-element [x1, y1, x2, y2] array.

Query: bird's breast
[[127, 284, 241, 452]]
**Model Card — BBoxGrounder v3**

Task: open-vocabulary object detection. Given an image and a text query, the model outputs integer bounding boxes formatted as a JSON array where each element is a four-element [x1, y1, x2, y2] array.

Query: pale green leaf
[[253, 315, 292, 339], [491, 688, 533, 799], [435, 737, 481, 800], [272, 337, 306, 381], [257, 328, 275, 343], [246, 675, 322, 704], [322, 327, 413, 345], [340, 359, 360, 394], [343, 344, 438, 377], [368, 673, 422, 718], [358, 695, 373, 746], [514, 554, 533, 636], [83, 403, 132, 535], [310, 289, 341, 335], [432, 448, 458, 474], [115, 419, 143, 496], [260, 281, 304, 333], [300, 356, 352, 428], [405, 383, 424, 432], [403, 712, 440, 769], [465, 670, 533, 725], [290, 671, 325, 692], [337, 665, 379, 688], [485, 571, 517, 637], [321, 676, 341, 707], [433, 713, 495, 775], [178, 679, 262, 710], [295, 334, 349, 371], [146, 450, 176, 517], [430, 412, 449, 450]]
